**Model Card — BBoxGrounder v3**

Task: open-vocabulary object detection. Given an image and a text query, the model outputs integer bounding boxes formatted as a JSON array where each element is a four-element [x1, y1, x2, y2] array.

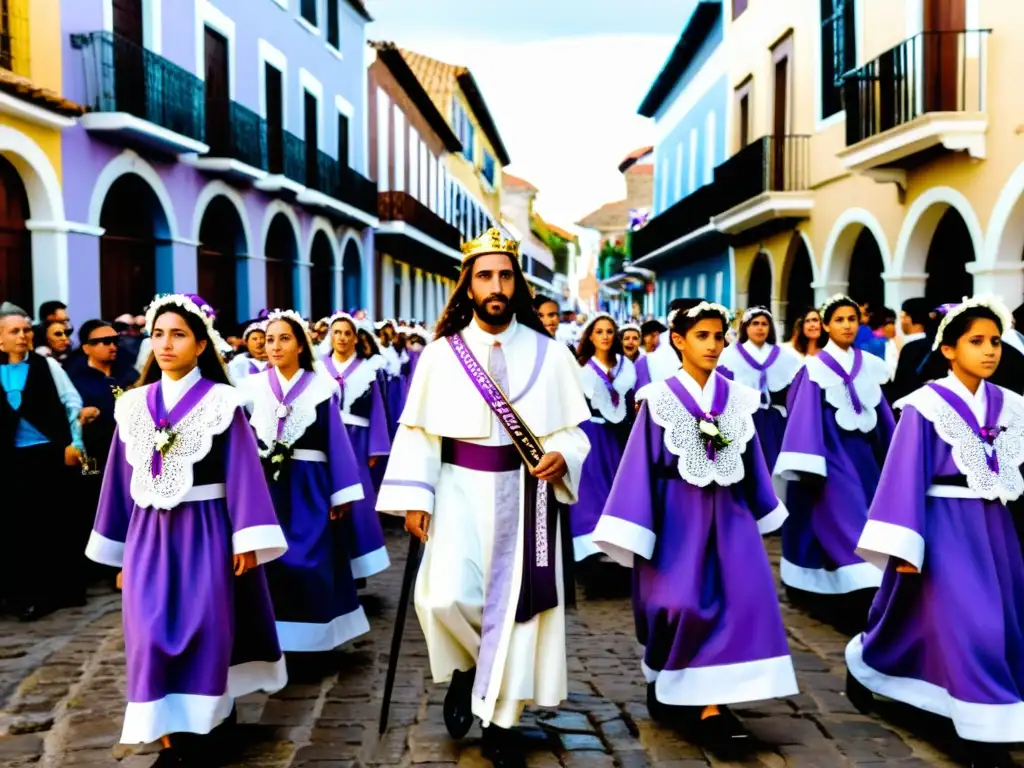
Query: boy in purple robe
[[592, 299, 797, 751], [773, 294, 893, 631], [846, 297, 1024, 768], [239, 311, 369, 665], [86, 294, 288, 761]]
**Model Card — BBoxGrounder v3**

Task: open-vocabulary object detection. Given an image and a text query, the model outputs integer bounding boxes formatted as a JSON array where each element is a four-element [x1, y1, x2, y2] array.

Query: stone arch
[[747, 250, 774, 310], [820, 207, 892, 289], [781, 231, 817, 334], [88, 150, 179, 240], [191, 179, 253, 255], [0, 124, 64, 222], [892, 187, 983, 277], [197, 196, 248, 326], [308, 219, 338, 321], [341, 237, 363, 311], [259, 199, 301, 260], [981, 161, 1024, 303]]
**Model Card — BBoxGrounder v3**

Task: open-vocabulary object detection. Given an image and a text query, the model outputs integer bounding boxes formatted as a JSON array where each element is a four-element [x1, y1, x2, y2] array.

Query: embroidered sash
[[817, 349, 865, 414], [267, 369, 317, 441], [664, 374, 730, 461], [735, 344, 780, 404], [587, 357, 624, 407], [146, 377, 215, 477], [928, 381, 1005, 474]]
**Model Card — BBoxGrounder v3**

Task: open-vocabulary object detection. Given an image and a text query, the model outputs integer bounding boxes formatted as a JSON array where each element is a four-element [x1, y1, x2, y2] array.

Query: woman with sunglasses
[[35, 319, 74, 365]]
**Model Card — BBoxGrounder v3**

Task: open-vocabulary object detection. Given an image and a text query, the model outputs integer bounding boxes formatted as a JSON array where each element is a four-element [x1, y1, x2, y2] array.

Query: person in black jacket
[[887, 298, 933, 404]]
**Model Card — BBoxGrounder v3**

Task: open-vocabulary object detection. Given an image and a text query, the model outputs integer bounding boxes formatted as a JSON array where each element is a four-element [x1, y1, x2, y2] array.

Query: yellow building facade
[[721, 0, 1024, 335], [0, 0, 83, 312]]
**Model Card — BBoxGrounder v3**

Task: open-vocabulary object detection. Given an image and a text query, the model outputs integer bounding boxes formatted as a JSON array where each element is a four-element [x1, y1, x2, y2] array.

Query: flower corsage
[[261, 441, 295, 483], [698, 418, 731, 460], [154, 419, 177, 457]]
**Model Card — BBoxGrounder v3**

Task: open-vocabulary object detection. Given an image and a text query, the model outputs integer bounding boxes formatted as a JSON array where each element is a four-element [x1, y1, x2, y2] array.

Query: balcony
[[183, 101, 268, 182], [631, 182, 721, 265], [711, 135, 812, 235], [254, 128, 306, 197], [375, 191, 463, 277], [296, 151, 380, 227], [837, 29, 991, 188], [71, 31, 207, 155]]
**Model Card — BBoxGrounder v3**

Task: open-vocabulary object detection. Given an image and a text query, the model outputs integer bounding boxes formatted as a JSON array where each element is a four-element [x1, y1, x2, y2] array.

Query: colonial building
[[60, 0, 377, 326], [500, 172, 558, 301], [0, 0, 84, 315], [723, 0, 1024, 335]]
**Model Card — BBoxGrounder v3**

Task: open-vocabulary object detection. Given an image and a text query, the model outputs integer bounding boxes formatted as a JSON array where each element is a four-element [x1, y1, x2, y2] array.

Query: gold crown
[[460, 227, 520, 263]]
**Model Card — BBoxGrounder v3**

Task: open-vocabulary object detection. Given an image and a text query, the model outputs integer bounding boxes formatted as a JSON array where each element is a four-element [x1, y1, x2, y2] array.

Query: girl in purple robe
[[85, 294, 288, 758], [319, 312, 390, 582], [592, 300, 797, 749], [572, 312, 635, 562], [717, 306, 801, 473], [238, 311, 367, 660], [846, 297, 1024, 767], [773, 295, 893, 630]]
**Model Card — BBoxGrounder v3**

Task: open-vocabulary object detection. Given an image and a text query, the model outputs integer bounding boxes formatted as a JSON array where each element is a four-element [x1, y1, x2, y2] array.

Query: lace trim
[[114, 383, 238, 510], [805, 352, 888, 433], [896, 386, 1024, 503], [643, 376, 760, 487], [241, 372, 339, 453], [717, 344, 801, 395], [578, 357, 636, 424]]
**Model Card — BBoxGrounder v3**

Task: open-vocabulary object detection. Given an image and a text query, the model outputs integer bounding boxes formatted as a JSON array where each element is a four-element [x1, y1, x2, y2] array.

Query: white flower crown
[[685, 301, 731, 322], [145, 293, 231, 354], [932, 295, 1014, 351], [742, 305, 773, 324], [582, 311, 617, 335], [265, 308, 309, 331], [819, 293, 855, 318], [326, 311, 357, 330], [242, 321, 266, 339], [620, 322, 641, 334]]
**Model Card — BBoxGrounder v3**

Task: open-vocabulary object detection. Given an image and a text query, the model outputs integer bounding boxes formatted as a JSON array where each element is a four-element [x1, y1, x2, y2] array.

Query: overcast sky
[[363, 0, 697, 228]]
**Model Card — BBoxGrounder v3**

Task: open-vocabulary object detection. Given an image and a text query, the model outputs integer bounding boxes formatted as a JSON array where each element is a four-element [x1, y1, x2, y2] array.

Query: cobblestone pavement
[[0, 531, 1020, 767]]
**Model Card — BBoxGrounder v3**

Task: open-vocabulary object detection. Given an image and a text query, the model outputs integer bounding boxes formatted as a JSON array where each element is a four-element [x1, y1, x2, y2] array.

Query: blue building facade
[[633, 0, 733, 317]]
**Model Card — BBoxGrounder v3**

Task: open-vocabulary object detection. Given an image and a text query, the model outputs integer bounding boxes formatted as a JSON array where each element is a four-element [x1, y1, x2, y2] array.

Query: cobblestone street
[[0, 531, 1019, 768]]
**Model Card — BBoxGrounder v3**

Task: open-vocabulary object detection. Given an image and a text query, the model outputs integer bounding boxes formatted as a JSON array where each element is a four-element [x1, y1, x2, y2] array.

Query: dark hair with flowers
[[137, 304, 231, 387], [266, 312, 316, 372], [738, 306, 777, 345], [820, 294, 860, 324], [938, 306, 1004, 351], [668, 299, 729, 361]]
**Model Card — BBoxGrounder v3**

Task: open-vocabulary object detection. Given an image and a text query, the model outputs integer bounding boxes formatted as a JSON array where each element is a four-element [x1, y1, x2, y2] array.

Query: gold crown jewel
[[460, 227, 520, 264]]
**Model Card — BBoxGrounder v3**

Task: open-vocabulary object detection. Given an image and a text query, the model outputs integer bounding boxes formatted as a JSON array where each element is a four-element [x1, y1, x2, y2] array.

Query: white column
[[399, 262, 412, 318], [882, 271, 928, 309], [967, 262, 1024, 307], [424, 274, 436, 323], [413, 268, 425, 321], [810, 279, 850, 306], [381, 255, 394, 318]]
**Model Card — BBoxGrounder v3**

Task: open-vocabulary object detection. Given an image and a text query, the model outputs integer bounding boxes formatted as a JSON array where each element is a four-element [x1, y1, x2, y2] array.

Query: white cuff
[[856, 519, 926, 571], [85, 530, 125, 568], [330, 483, 364, 507], [774, 451, 827, 481], [592, 515, 656, 567], [232, 524, 288, 565], [349, 546, 390, 579], [757, 502, 788, 535], [376, 482, 435, 515]]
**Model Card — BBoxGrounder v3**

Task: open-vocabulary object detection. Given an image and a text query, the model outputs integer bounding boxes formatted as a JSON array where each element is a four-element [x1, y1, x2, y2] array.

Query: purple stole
[[146, 377, 215, 477], [816, 348, 866, 415], [266, 369, 316, 441], [587, 357, 624, 407], [322, 354, 363, 404], [928, 381, 1005, 474], [734, 344, 780, 404], [664, 373, 730, 461], [248, 360, 262, 375], [447, 332, 559, 623]]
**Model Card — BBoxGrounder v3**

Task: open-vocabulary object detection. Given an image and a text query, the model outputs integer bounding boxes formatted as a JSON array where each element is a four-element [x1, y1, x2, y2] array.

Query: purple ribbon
[[145, 376, 215, 477], [248, 360, 260, 375], [734, 343, 781, 405], [322, 354, 363, 403], [928, 381, 1005, 474], [664, 373, 731, 461], [587, 357, 624, 407], [816, 348, 865, 415], [266, 369, 316, 440]]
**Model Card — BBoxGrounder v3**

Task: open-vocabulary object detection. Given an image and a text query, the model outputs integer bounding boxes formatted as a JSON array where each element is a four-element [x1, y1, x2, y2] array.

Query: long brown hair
[[266, 316, 316, 372], [738, 307, 777, 345], [434, 254, 549, 339], [329, 317, 370, 360], [789, 308, 822, 357], [576, 315, 623, 366], [137, 305, 231, 386]]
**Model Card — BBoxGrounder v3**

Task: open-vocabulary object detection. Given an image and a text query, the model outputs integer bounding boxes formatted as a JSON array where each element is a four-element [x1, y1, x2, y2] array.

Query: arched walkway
[[782, 234, 815, 335], [198, 196, 246, 328], [99, 173, 172, 318], [846, 230, 886, 310], [342, 237, 362, 311], [310, 230, 335, 321], [0, 155, 32, 311], [982, 163, 1024, 304], [747, 251, 772, 309], [265, 212, 298, 311], [925, 209, 975, 304]]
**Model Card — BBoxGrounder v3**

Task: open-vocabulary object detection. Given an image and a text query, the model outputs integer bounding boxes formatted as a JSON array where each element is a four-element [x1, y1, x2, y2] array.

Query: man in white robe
[[376, 228, 591, 768]]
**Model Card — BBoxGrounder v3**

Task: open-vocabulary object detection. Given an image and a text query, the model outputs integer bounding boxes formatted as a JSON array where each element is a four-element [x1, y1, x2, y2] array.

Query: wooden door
[[923, 0, 965, 112], [771, 36, 793, 191], [265, 216, 295, 311], [112, 0, 145, 116], [309, 233, 333, 321], [304, 90, 319, 187], [265, 64, 284, 174], [198, 199, 239, 326], [337, 113, 350, 169], [0, 155, 32, 312], [99, 176, 157, 319], [204, 27, 230, 154]]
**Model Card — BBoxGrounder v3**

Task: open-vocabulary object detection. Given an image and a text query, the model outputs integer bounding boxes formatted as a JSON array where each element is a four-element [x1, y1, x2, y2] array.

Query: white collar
[[590, 354, 619, 375], [161, 366, 202, 410], [741, 339, 772, 363], [463, 316, 519, 347], [275, 366, 305, 396], [938, 373, 988, 424], [823, 340, 855, 372], [251, 358, 268, 370], [903, 331, 926, 344], [331, 351, 359, 372], [675, 368, 717, 411]]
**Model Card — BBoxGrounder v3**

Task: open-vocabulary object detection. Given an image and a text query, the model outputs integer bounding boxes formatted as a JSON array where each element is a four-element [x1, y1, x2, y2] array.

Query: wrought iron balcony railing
[[841, 29, 991, 146], [378, 191, 461, 250], [71, 30, 205, 144], [267, 127, 306, 186], [630, 182, 720, 261], [713, 134, 810, 212], [207, 100, 268, 171], [338, 166, 379, 217]]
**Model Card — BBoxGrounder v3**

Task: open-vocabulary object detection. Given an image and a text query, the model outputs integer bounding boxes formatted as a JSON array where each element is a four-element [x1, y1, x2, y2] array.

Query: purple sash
[[447, 333, 558, 623], [928, 381, 1005, 474], [322, 354, 362, 403], [267, 369, 317, 440], [817, 348, 865, 414], [735, 343, 780, 404], [248, 360, 260, 375], [145, 377, 215, 477], [587, 357, 624, 407], [664, 373, 730, 461]]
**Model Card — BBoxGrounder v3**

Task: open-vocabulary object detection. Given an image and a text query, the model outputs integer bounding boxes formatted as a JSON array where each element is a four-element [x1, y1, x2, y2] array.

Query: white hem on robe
[[757, 502, 788, 535], [773, 450, 827, 481], [780, 557, 882, 594], [592, 515, 656, 568], [85, 530, 125, 568], [856, 519, 926, 572], [275, 605, 371, 652], [641, 655, 798, 707], [349, 546, 390, 579], [572, 533, 601, 562], [231, 524, 288, 565]]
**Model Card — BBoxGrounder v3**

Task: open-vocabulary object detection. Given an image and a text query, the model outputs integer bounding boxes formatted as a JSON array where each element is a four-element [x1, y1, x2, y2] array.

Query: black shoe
[[694, 707, 750, 751], [845, 669, 874, 714], [443, 667, 476, 739], [965, 741, 1015, 768], [481, 725, 526, 768], [646, 682, 673, 724]]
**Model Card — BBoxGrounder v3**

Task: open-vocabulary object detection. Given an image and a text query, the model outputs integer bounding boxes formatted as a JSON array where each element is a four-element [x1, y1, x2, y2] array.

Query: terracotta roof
[[344, 0, 373, 21], [626, 163, 654, 175], [575, 199, 631, 232], [618, 146, 654, 174], [544, 221, 578, 242], [502, 172, 537, 192], [395, 47, 511, 166], [0, 70, 84, 118]]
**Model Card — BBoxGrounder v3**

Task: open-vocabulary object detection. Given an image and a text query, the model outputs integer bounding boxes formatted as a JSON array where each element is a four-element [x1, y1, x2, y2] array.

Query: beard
[[472, 293, 514, 326]]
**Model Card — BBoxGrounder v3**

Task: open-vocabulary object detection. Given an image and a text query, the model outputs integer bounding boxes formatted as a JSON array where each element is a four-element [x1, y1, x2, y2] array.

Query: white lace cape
[[321, 355, 380, 413], [113, 382, 239, 510], [578, 356, 636, 424], [717, 343, 801, 399], [895, 385, 1024, 503], [638, 375, 761, 488], [380, 345, 402, 377], [239, 371, 340, 455], [804, 350, 889, 433]]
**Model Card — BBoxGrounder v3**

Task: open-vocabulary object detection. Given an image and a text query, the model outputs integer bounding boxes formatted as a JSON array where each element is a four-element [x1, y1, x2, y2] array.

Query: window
[[673, 143, 684, 203], [376, 87, 390, 191], [732, 0, 748, 19], [304, 90, 319, 172], [420, 141, 428, 199], [687, 128, 698, 193], [820, 0, 856, 119], [735, 78, 753, 148], [394, 110, 406, 192], [453, 99, 475, 162], [409, 129, 419, 201], [337, 112, 349, 167], [300, 0, 318, 27], [704, 112, 716, 185], [429, 155, 439, 211], [696, 273, 707, 299], [481, 150, 496, 187], [326, 0, 339, 49]]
